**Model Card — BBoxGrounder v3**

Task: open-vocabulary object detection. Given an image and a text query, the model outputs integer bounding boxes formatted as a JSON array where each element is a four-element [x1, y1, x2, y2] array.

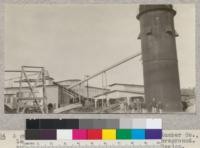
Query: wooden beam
[[22, 66, 44, 68], [5, 70, 41, 73]]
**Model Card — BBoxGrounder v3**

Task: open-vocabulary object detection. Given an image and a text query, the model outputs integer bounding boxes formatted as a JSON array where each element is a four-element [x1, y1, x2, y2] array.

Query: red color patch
[[87, 129, 102, 139]]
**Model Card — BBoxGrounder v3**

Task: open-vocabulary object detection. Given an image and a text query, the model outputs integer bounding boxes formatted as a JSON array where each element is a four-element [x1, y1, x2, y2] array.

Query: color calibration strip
[[25, 119, 162, 140]]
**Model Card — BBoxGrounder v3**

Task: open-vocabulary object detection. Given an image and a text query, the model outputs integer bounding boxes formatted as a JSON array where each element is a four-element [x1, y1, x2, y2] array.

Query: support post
[[106, 98, 110, 107], [94, 100, 97, 109], [127, 97, 131, 106]]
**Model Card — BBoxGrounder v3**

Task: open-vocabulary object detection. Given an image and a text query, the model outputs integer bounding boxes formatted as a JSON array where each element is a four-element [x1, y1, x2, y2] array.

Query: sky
[[4, 4, 195, 89]]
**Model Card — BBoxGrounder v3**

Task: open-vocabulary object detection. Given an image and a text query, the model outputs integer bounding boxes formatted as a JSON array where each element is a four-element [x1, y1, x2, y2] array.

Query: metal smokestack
[[137, 5, 182, 112]]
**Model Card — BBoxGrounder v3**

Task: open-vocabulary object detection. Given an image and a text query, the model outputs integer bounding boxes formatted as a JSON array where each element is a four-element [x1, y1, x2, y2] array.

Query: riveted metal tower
[[137, 5, 182, 112]]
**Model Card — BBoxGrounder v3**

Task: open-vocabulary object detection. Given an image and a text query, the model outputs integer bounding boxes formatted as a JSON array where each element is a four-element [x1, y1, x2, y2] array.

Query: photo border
[[0, 0, 199, 130]]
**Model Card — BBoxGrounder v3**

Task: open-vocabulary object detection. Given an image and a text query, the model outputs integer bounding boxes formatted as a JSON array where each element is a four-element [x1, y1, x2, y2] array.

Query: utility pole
[[84, 75, 90, 99]]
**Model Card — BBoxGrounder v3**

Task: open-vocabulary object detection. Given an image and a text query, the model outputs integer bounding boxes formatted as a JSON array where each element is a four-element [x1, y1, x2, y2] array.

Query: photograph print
[[4, 4, 195, 114]]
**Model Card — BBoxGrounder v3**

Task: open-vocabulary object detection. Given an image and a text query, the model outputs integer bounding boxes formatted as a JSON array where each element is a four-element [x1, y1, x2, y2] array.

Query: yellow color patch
[[102, 129, 116, 140]]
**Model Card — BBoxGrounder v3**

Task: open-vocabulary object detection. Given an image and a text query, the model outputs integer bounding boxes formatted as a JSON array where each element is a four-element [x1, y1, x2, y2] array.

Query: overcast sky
[[5, 4, 195, 89]]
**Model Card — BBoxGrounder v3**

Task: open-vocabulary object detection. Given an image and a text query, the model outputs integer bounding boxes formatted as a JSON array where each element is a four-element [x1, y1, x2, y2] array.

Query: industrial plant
[[4, 5, 195, 114]]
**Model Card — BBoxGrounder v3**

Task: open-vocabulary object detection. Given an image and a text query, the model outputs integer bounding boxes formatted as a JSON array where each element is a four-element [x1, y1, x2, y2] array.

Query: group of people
[[120, 98, 163, 113], [150, 98, 163, 113]]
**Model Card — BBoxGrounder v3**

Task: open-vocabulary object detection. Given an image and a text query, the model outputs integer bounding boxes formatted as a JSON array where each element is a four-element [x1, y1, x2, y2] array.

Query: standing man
[[151, 98, 157, 113]]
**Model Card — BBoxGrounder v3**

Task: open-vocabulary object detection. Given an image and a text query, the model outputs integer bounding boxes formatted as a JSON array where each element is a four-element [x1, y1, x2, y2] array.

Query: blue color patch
[[131, 129, 145, 139]]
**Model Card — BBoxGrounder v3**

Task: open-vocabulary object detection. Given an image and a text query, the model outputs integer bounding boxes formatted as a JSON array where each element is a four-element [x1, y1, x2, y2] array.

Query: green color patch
[[116, 129, 132, 139]]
